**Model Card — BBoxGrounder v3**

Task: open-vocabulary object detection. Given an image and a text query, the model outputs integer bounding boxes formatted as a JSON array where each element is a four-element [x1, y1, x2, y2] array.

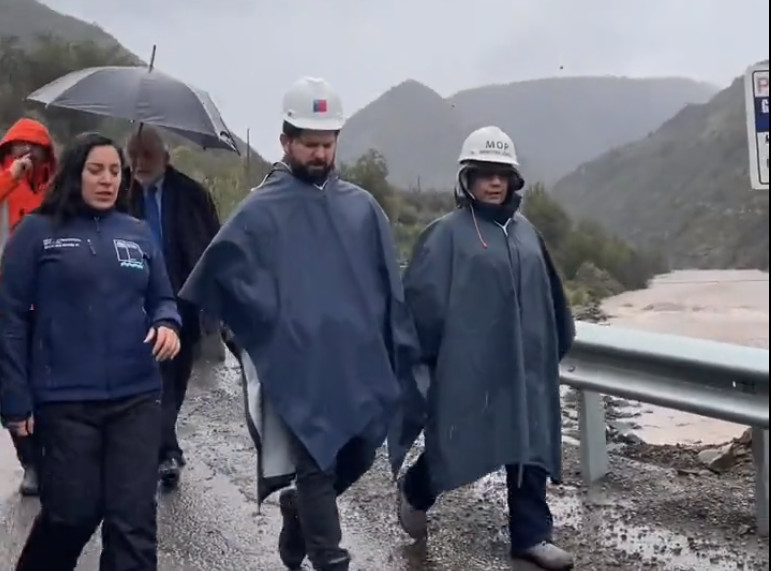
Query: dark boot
[[397, 477, 428, 540], [278, 488, 306, 569], [159, 457, 183, 490], [19, 466, 39, 497]]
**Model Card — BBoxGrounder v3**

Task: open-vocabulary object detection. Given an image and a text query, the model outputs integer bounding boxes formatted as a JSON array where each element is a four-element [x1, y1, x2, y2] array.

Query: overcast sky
[[46, 0, 770, 159]]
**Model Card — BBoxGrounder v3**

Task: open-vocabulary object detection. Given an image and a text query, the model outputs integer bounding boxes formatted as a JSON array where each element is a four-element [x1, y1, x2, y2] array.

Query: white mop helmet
[[455, 126, 525, 203]]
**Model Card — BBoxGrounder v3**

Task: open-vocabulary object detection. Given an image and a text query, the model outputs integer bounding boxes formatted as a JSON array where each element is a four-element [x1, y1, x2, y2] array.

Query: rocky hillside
[[551, 70, 769, 270], [1, 0, 271, 216], [338, 77, 717, 190], [0, 0, 124, 48]]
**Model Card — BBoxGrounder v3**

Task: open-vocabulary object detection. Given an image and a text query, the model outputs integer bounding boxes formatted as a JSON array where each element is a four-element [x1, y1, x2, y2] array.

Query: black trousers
[[159, 334, 195, 462], [10, 431, 40, 469], [403, 453, 554, 552], [15, 392, 161, 571], [289, 432, 375, 569]]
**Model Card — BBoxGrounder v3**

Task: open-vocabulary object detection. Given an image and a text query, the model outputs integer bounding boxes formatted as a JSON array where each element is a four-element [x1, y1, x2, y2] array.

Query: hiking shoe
[[514, 541, 574, 570], [278, 488, 306, 569], [19, 466, 39, 497], [397, 479, 427, 540]]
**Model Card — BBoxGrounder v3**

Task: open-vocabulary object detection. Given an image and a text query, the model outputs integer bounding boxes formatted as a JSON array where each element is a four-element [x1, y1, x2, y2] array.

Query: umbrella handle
[[124, 122, 145, 207], [148, 45, 157, 72]]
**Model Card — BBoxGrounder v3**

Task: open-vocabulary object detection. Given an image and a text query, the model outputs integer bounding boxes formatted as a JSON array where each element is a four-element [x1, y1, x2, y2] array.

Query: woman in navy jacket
[[0, 132, 181, 571]]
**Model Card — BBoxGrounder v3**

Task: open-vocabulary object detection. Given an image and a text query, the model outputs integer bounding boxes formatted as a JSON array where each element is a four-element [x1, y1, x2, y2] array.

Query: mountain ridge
[[339, 79, 468, 191], [1, 0, 271, 215], [550, 70, 769, 270], [0, 0, 126, 49], [337, 76, 719, 190]]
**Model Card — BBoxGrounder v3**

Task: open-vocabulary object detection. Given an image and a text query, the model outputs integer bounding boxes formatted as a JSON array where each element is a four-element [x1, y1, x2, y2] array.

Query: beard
[[286, 156, 334, 185]]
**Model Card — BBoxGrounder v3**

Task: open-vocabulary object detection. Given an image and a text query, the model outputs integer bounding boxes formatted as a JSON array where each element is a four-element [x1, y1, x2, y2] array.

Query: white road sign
[[744, 63, 769, 190]]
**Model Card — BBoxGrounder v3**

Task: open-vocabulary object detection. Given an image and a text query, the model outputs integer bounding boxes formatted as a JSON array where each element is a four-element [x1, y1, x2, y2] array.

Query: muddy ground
[[192, 357, 770, 570], [1, 355, 768, 570]]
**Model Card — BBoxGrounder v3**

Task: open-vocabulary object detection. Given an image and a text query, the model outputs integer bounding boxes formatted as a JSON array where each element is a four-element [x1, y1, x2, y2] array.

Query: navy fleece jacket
[[0, 210, 181, 421]]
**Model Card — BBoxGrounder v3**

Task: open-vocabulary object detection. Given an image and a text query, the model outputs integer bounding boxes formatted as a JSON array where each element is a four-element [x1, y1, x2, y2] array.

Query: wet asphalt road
[[1, 354, 769, 570]]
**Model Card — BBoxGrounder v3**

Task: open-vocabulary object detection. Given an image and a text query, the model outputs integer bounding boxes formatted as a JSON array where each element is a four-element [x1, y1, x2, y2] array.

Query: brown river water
[[602, 269, 769, 445]]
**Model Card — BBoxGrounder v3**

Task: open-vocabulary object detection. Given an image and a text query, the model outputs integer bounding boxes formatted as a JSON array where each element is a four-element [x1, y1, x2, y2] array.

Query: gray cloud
[[44, 0, 770, 158]]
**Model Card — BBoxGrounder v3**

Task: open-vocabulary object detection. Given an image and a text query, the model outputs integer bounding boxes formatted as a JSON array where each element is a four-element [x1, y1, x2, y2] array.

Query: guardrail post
[[752, 427, 769, 536], [577, 389, 608, 483]]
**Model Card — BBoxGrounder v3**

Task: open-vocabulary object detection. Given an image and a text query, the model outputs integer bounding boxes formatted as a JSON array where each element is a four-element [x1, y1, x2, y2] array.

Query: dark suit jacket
[[128, 166, 221, 342]]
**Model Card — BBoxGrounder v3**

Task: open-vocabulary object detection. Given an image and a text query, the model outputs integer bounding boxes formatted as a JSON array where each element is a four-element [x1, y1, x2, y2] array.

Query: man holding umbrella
[[126, 126, 221, 489]]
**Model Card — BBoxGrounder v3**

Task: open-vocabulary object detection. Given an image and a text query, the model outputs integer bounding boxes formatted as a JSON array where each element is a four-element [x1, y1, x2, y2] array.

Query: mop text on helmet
[[458, 125, 520, 168], [282, 76, 345, 132], [454, 126, 525, 204]]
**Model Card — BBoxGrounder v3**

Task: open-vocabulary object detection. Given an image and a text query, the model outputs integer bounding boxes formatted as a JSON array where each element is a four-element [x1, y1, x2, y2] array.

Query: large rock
[[736, 427, 753, 447], [698, 444, 737, 474]]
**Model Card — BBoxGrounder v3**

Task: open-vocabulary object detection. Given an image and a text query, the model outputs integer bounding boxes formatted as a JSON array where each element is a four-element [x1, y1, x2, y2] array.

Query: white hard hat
[[455, 126, 525, 202], [282, 76, 345, 131], [457, 126, 521, 167]]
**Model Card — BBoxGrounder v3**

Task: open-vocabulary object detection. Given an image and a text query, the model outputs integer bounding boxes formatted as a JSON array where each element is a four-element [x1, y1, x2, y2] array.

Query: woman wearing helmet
[[390, 126, 575, 570]]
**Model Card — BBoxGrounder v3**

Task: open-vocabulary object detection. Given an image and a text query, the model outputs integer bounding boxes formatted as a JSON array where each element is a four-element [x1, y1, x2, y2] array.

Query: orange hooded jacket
[[0, 119, 56, 260]]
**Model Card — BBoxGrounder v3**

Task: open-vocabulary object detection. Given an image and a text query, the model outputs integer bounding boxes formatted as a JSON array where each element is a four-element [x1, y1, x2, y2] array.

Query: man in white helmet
[[276, 77, 346, 185], [389, 126, 576, 570], [179, 77, 420, 571]]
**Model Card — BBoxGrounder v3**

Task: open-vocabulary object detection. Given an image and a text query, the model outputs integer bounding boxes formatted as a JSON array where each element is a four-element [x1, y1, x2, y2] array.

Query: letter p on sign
[[745, 63, 769, 190], [756, 75, 769, 97]]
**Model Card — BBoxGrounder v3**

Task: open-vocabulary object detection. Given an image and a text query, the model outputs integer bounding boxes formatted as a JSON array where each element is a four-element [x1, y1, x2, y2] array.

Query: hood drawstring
[[469, 197, 520, 249], [458, 165, 521, 250], [470, 204, 489, 249]]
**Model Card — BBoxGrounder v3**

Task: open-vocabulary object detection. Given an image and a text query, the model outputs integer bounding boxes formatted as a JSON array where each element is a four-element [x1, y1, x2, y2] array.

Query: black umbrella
[[27, 55, 239, 153]]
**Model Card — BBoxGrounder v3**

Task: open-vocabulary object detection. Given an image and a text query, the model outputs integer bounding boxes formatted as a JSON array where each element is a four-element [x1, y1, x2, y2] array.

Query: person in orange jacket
[[0, 117, 56, 497], [0, 118, 56, 235]]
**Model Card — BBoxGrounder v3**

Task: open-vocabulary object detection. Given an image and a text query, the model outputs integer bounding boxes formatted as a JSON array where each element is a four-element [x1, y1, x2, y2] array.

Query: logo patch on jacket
[[43, 238, 82, 250], [114, 239, 145, 270]]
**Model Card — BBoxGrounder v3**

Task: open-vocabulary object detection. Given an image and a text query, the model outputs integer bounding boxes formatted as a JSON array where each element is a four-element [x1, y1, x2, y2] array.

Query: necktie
[[145, 185, 163, 247]]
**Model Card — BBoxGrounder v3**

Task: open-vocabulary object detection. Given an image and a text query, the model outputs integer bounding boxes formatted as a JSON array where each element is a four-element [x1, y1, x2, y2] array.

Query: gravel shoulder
[[4, 356, 765, 570], [190, 357, 770, 570], [342, 441, 768, 571]]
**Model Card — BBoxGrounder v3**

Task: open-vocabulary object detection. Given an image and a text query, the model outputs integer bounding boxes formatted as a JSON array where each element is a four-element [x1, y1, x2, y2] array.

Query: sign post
[[744, 62, 769, 191]]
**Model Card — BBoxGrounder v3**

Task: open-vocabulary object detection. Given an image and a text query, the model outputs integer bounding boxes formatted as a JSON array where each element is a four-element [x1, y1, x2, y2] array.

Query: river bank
[[600, 269, 769, 446]]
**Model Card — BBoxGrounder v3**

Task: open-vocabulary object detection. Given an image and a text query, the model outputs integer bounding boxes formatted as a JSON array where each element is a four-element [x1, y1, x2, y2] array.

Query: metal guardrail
[[561, 322, 770, 536]]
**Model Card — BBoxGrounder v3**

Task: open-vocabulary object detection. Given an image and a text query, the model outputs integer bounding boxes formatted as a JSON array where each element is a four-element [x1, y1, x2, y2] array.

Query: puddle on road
[[471, 471, 766, 571]]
